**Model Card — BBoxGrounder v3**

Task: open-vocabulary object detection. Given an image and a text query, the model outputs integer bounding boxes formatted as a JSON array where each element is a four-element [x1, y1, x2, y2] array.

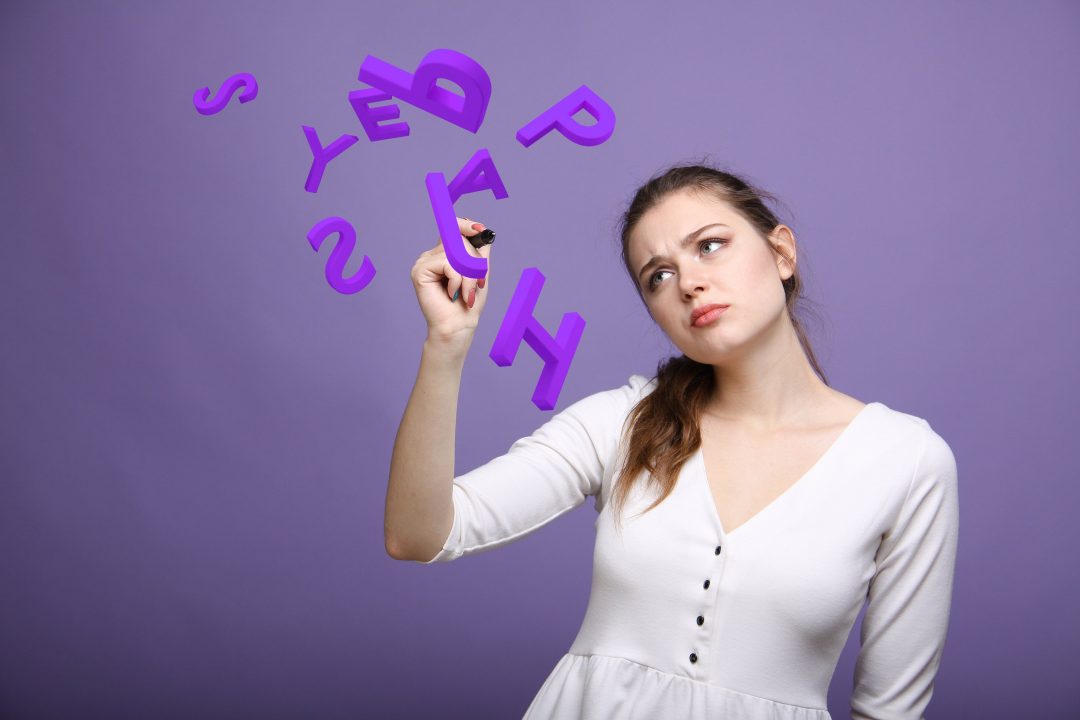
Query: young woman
[[385, 163, 959, 720]]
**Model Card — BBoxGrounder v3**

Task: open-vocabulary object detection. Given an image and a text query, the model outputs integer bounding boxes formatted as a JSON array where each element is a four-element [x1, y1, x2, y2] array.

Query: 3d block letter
[[425, 147, 510, 281], [306, 216, 376, 295], [489, 268, 586, 411], [193, 72, 259, 116], [446, 148, 509, 203], [357, 49, 491, 133], [516, 85, 615, 148], [348, 87, 409, 141], [302, 126, 359, 193]]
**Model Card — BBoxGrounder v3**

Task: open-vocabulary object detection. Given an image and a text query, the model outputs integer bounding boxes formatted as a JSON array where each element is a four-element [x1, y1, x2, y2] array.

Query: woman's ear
[[770, 225, 797, 280]]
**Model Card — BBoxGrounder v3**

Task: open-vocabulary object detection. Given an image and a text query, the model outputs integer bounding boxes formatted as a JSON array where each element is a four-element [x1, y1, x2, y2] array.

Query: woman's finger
[[457, 215, 485, 238], [452, 216, 490, 307], [443, 260, 463, 302], [475, 241, 491, 290]]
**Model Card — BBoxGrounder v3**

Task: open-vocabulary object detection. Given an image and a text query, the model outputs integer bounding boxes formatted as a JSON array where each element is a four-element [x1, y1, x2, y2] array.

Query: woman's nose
[[679, 266, 709, 294]]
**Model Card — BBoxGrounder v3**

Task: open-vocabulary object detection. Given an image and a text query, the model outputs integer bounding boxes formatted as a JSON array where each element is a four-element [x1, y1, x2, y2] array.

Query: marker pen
[[467, 227, 495, 249]]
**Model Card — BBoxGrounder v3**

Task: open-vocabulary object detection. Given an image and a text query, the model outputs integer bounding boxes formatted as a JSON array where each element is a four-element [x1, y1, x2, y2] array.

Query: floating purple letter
[[447, 148, 509, 209], [426, 172, 487, 280], [490, 268, 585, 411], [425, 149, 508, 279], [193, 72, 259, 116], [516, 85, 615, 148], [348, 87, 409, 141], [358, 49, 491, 133], [302, 126, 359, 193], [306, 216, 376, 295]]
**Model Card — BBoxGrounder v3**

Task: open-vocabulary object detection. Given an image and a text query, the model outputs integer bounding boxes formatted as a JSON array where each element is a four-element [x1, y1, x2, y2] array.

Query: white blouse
[[420, 374, 960, 719]]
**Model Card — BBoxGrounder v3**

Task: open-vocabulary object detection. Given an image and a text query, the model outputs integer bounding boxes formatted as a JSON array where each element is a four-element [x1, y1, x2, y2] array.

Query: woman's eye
[[647, 239, 727, 290], [700, 238, 725, 255], [647, 270, 670, 289]]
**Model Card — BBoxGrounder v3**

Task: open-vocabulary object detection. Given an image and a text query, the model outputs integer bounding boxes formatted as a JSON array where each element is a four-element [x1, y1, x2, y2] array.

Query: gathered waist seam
[[562, 651, 830, 714]]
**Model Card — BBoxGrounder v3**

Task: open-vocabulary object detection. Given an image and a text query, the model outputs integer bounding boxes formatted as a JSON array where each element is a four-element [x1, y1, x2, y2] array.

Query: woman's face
[[626, 188, 796, 365]]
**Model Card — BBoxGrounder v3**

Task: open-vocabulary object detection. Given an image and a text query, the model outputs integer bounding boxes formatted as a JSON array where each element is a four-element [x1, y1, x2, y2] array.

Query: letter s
[[306, 216, 376, 295], [193, 72, 259, 116]]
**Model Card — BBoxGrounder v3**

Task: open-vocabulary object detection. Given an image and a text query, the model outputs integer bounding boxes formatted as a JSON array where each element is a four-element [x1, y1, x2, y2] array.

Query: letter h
[[489, 268, 585, 411]]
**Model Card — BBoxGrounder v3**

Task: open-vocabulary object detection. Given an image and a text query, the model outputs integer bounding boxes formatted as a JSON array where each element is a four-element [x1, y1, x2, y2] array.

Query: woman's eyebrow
[[637, 223, 731, 282]]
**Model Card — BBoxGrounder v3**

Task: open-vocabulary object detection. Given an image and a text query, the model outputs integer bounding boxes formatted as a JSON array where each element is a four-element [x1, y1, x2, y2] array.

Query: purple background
[[2, 1, 1077, 717]]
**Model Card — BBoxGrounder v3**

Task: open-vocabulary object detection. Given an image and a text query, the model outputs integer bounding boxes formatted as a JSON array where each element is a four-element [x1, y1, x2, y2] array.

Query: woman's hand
[[410, 216, 493, 347]]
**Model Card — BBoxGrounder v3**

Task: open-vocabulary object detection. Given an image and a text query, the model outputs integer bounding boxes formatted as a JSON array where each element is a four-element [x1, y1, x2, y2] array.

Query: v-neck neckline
[[695, 401, 881, 538]]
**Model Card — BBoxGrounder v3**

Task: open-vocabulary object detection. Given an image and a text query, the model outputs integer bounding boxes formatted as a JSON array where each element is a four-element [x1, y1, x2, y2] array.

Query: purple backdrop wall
[[2, 0, 1077, 717]]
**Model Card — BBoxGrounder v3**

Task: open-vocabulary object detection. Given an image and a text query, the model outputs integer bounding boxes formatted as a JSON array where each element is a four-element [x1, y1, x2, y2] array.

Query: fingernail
[[451, 289, 459, 302], [478, 278, 486, 289], [467, 288, 476, 308], [471, 223, 485, 232]]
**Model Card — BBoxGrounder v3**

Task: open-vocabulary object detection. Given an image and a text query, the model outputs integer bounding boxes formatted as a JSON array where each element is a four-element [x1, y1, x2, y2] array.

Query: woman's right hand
[[410, 216, 493, 346]]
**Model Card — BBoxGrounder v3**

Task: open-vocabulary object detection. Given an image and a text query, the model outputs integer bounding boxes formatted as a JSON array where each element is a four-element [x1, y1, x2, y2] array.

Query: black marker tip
[[467, 228, 496, 249]]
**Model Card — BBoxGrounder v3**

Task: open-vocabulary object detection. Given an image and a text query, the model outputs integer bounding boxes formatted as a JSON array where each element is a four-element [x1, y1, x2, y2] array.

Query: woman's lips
[[691, 305, 729, 328]]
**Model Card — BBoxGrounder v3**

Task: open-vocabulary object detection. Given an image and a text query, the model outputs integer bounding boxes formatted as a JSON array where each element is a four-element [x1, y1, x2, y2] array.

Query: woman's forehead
[[631, 192, 739, 254]]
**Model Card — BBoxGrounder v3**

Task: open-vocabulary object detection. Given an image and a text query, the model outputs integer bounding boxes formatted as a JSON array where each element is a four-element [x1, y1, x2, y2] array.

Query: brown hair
[[610, 160, 829, 533]]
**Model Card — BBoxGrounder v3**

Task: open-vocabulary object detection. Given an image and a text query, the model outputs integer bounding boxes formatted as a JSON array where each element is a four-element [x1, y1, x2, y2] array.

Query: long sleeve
[[417, 374, 649, 564], [851, 419, 960, 719]]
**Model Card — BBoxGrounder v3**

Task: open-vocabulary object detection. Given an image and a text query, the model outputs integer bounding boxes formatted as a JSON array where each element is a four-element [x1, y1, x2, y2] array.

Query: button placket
[[691, 542, 723, 668]]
